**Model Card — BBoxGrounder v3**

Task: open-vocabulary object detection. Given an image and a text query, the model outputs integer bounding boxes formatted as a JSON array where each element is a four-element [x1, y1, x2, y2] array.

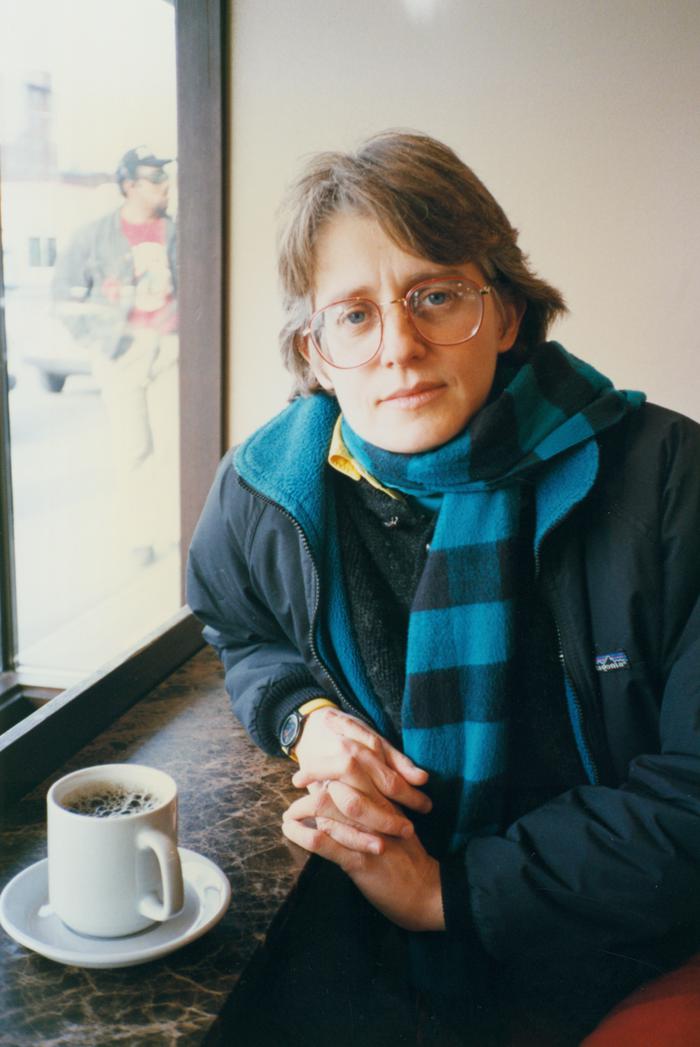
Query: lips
[[379, 382, 446, 408]]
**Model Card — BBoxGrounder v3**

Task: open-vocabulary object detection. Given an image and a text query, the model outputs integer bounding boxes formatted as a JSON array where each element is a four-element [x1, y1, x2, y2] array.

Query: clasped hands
[[281, 706, 445, 932]]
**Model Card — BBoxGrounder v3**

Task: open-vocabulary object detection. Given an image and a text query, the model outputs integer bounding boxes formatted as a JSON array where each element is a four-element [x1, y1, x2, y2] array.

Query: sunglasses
[[135, 168, 169, 185]]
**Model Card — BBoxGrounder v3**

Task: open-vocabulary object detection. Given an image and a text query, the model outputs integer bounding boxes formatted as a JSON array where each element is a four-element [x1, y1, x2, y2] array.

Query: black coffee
[[62, 781, 161, 818]]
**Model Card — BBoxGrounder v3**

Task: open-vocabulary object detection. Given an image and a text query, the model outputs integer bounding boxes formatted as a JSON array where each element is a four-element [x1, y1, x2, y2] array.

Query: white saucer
[[0, 847, 231, 969]]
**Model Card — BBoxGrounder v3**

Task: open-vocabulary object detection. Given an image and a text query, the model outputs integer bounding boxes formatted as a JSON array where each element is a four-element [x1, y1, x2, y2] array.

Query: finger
[[286, 782, 413, 839], [327, 780, 414, 838], [316, 815, 384, 855], [292, 756, 383, 803], [293, 746, 432, 813], [328, 713, 386, 754], [352, 749, 432, 813], [292, 767, 320, 788], [329, 715, 429, 786], [380, 741, 430, 786], [284, 790, 331, 822], [281, 813, 367, 869], [283, 799, 385, 855]]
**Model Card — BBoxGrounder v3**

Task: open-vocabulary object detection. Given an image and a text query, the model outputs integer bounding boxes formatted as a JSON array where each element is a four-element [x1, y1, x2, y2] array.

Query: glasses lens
[[310, 299, 381, 368], [139, 169, 168, 184], [408, 279, 483, 344]]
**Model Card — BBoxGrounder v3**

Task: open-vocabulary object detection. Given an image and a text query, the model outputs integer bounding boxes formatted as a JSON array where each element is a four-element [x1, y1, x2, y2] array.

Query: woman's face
[[304, 213, 521, 453]]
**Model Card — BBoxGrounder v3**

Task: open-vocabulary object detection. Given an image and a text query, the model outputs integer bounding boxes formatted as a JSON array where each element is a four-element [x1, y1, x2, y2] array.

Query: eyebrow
[[319, 267, 468, 305]]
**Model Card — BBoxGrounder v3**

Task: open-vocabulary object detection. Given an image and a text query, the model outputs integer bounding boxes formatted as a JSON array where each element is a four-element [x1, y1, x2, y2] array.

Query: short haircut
[[277, 130, 567, 397]]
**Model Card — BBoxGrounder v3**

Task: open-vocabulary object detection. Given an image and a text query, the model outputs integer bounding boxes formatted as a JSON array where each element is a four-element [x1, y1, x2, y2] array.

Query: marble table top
[[0, 646, 306, 1046]]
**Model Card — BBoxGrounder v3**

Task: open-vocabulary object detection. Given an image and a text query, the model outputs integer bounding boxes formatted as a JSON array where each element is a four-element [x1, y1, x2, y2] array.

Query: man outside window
[[52, 145, 179, 567]]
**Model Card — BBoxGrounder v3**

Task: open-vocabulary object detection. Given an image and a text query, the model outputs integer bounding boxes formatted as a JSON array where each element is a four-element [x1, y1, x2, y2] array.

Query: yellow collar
[[328, 417, 401, 501]]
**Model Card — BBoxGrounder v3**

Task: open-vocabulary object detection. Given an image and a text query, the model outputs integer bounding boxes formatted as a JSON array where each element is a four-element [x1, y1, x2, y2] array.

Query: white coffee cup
[[47, 763, 185, 938]]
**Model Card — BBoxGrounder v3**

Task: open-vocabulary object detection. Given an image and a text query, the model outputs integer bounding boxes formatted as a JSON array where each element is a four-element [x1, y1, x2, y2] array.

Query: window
[[0, 0, 226, 808], [27, 237, 55, 268]]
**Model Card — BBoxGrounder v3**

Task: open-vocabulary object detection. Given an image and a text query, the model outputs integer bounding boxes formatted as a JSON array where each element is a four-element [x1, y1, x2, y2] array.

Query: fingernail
[[369, 841, 382, 854], [400, 823, 414, 838]]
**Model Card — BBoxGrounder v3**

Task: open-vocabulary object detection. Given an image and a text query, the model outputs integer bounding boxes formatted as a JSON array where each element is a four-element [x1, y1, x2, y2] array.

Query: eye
[[425, 290, 451, 307], [411, 282, 461, 314], [335, 301, 376, 330], [343, 309, 369, 325]]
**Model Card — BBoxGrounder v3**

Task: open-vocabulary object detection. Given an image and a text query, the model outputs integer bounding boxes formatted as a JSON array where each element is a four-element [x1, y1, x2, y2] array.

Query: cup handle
[[137, 828, 185, 921]]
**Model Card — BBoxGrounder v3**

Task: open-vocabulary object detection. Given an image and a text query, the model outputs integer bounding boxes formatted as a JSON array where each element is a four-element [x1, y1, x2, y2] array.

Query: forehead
[[312, 211, 481, 303], [314, 212, 419, 271]]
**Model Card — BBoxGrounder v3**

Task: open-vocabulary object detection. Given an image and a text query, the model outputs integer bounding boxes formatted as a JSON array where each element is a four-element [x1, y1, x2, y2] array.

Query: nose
[[378, 299, 427, 368]]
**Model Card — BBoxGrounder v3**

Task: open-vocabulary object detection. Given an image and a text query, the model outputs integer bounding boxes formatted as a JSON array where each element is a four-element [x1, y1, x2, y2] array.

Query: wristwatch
[[279, 698, 336, 760]]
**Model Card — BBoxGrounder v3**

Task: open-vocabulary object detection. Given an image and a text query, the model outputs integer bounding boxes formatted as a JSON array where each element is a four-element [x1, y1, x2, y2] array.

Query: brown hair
[[277, 130, 567, 396]]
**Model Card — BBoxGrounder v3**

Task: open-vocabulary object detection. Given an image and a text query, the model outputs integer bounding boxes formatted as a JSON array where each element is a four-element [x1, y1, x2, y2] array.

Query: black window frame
[[0, 0, 227, 810]]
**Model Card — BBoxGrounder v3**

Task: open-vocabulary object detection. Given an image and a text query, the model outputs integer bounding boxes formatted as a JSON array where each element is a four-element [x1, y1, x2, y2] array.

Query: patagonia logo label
[[595, 650, 630, 673]]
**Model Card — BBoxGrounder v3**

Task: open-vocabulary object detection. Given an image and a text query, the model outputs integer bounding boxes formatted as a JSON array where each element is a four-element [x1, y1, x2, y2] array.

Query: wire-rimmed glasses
[[304, 277, 493, 370]]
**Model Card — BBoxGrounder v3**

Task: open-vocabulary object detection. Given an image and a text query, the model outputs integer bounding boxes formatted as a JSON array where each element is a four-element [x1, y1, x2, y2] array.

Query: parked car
[[23, 330, 92, 393], [4, 291, 92, 393]]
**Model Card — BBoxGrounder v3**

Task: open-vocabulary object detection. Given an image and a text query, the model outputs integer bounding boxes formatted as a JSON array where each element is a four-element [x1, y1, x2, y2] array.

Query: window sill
[[0, 606, 204, 809]]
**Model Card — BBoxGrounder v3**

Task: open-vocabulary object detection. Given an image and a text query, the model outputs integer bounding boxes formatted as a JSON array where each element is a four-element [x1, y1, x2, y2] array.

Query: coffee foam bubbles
[[62, 781, 162, 818]]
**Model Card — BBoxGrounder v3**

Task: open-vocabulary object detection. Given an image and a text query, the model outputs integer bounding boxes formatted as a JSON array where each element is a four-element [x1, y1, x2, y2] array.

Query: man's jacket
[[52, 209, 177, 359], [187, 393, 700, 966]]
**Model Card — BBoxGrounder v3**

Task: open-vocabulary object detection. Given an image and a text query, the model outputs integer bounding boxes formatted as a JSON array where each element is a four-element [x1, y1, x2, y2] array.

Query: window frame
[[0, 0, 227, 810]]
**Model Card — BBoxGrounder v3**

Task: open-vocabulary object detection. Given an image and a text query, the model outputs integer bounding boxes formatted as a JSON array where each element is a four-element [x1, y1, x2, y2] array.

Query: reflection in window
[[0, 0, 181, 678]]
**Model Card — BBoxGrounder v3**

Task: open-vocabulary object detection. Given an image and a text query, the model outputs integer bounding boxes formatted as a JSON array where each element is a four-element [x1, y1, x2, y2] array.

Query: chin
[[373, 425, 460, 455], [362, 401, 477, 454]]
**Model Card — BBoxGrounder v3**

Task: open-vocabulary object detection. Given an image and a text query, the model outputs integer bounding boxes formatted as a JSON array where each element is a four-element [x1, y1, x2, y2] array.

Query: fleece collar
[[234, 393, 340, 556]]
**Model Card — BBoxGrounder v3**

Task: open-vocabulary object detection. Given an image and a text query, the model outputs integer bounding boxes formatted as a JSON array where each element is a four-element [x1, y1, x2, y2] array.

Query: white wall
[[230, 0, 699, 442]]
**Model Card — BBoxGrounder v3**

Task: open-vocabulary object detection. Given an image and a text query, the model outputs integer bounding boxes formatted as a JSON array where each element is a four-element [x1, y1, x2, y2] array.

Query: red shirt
[[117, 216, 177, 333]]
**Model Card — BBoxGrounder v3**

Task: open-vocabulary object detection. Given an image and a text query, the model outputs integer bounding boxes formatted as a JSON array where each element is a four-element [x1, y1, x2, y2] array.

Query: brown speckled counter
[[0, 647, 307, 1046]]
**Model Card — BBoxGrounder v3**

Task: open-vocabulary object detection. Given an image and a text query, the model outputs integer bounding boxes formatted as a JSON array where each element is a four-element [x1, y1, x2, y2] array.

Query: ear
[[298, 334, 335, 393], [496, 296, 525, 354]]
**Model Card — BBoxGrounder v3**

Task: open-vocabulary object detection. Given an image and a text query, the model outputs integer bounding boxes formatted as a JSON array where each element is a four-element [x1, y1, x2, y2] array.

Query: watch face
[[280, 711, 301, 751]]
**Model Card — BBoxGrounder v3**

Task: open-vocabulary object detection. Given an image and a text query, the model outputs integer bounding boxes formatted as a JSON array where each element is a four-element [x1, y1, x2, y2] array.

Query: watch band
[[297, 697, 337, 718], [281, 697, 337, 762]]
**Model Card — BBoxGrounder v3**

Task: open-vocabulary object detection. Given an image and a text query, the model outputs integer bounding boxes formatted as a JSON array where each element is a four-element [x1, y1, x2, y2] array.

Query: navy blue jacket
[[187, 394, 700, 966]]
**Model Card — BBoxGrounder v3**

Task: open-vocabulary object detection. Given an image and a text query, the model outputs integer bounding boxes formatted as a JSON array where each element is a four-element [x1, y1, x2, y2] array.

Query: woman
[[188, 132, 700, 1045]]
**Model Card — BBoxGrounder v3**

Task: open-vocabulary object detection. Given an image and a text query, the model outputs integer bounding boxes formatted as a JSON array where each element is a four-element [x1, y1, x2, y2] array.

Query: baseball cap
[[116, 145, 173, 183]]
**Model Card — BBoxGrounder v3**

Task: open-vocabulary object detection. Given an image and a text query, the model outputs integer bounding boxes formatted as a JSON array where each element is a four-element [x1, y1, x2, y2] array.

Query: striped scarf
[[340, 342, 644, 855]]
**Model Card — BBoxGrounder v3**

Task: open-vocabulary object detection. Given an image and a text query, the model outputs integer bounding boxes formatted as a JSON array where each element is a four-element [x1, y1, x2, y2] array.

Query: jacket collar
[[234, 393, 340, 555]]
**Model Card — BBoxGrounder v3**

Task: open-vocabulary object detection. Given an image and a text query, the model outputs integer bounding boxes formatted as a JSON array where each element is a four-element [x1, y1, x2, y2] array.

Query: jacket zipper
[[535, 527, 602, 787], [554, 620, 601, 786], [237, 476, 368, 722]]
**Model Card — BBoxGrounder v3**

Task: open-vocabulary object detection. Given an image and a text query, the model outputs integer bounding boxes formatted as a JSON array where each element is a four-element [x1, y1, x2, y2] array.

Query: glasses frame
[[304, 276, 493, 370], [135, 169, 169, 186]]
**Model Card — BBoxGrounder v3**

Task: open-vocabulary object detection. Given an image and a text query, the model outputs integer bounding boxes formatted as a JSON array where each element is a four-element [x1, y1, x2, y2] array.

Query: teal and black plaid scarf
[[340, 342, 645, 855]]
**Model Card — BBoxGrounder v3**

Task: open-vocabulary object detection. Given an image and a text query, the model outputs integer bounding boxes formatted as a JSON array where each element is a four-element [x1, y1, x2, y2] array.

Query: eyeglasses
[[136, 169, 169, 185], [304, 277, 493, 370]]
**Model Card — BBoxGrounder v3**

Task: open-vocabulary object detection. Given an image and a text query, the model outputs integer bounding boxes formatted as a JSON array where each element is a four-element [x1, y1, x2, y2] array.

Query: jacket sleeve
[[51, 224, 97, 344], [441, 410, 700, 963], [186, 452, 331, 756]]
